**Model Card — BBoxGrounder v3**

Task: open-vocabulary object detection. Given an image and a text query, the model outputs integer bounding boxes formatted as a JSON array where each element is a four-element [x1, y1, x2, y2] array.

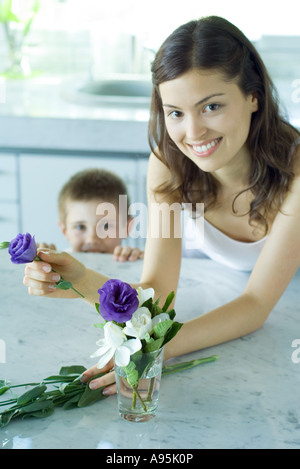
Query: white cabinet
[[19, 154, 148, 249]]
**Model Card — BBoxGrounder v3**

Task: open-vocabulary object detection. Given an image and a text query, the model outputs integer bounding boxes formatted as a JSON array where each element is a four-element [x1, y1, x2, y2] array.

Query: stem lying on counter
[[0, 356, 218, 428]]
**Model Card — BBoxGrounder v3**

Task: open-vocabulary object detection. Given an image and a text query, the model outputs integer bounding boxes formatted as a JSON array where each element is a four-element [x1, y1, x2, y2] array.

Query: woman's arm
[[164, 151, 300, 360]]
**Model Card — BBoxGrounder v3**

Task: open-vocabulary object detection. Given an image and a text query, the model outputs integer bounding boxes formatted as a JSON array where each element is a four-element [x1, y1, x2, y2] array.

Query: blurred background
[[0, 0, 299, 117], [0, 0, 299, 248]]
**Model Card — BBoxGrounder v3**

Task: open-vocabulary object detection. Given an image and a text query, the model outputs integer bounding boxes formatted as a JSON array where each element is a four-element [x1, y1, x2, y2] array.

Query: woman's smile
[[188, 137, 223, 158]]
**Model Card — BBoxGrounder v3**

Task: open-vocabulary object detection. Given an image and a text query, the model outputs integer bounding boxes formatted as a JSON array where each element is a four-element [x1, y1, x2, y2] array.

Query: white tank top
[[182, 217, 267, 271], [182, 137, 300, 270]]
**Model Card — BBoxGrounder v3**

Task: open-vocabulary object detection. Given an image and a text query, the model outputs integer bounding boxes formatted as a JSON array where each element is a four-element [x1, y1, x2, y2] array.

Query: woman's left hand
[[81, 359, 116, 396]]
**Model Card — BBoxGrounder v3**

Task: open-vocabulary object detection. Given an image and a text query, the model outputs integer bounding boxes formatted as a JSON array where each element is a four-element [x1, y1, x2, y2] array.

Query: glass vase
[[114, 347, 164, 422]]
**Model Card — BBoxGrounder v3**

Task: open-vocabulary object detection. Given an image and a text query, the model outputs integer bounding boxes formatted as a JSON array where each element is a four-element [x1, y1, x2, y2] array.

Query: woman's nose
[[185, 115, 207, 141]]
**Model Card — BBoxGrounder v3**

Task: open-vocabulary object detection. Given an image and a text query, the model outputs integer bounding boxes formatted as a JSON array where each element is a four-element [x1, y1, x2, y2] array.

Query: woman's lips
[[189, 137, 222, 157]]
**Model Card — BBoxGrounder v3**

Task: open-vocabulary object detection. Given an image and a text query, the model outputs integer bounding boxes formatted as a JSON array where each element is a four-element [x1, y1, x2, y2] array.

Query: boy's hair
[[58, 168, 130, 223]]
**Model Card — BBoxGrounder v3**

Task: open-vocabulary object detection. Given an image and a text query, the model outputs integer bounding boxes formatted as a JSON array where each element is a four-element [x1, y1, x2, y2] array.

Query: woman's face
[[159, 69, 258, 178]]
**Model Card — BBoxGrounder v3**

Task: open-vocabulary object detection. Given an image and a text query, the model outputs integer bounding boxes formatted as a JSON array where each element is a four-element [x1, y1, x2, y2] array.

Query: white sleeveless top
[[182, 216, 267, 271], [182, 138, 300, 271]]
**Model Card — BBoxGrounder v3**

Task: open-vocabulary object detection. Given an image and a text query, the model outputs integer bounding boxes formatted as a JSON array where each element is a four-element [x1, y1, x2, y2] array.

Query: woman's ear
[[249, 92, 259, 112]]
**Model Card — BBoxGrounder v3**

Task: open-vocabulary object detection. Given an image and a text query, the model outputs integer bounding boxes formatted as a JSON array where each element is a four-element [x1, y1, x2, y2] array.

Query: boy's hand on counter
[[113, 245, 144, 262], [37, 242, 57, 250]]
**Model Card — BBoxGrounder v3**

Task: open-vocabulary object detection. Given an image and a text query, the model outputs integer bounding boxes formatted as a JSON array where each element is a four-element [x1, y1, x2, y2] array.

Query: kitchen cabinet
[[0, 151, 149, 249]]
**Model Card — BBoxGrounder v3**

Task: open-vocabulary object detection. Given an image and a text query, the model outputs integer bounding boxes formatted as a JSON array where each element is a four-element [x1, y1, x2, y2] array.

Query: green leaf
[[95, 303, 100, 314], [162, 321, 183, 346], [94, 323, 105, 329], [123, 362, 139, 388], [162, 291, 175, 312], [153, 319, 173, 339], [56, 280, 73, 290], [20, 398, 53, 414], [59, 365, 86, 376], [77, 373, 108, 407], [17, 385, 46, 406], [144, 337, 164, 353], [63, 394, 82, 410], [166, 308, 176, 320], [0, 410, 19, 428], [0, 385, 10, 396], [22, 407, 55, 420]]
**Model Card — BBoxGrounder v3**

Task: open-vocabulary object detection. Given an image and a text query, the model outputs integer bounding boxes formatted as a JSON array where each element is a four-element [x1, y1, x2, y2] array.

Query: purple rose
[[8, 233, 37, 264], [98, 279, 139, 323]]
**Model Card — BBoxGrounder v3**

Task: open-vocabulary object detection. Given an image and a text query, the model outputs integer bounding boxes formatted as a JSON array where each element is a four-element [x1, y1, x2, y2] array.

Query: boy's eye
[[75, 224, 86, 231]]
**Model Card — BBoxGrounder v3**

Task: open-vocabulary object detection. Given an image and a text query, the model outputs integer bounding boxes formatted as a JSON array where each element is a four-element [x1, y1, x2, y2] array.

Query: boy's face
[[59, 199, 131, 253]]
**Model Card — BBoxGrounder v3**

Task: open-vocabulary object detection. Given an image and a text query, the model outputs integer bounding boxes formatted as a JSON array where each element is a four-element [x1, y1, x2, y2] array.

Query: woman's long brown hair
[[148, 16, 300, 233]]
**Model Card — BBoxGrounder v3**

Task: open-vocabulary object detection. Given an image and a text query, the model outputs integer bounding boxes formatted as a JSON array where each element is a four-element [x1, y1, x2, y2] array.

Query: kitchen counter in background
[[1, 252, 300, 449], [0, 77, 150, 154]]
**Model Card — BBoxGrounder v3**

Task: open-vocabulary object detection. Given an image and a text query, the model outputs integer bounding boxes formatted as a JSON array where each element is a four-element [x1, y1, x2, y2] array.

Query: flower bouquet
[[91, 279, 183, 422]]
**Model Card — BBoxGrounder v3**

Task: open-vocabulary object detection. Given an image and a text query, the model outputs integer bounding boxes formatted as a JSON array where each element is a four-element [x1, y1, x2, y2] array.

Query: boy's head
[[58, 168, 133, 253]]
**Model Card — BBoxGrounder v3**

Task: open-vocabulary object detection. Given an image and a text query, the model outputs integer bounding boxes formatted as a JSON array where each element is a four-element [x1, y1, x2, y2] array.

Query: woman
[[23, 16, 300, 393]]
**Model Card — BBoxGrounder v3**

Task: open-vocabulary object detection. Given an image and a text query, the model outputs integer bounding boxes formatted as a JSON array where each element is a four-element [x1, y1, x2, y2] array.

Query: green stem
[[162, 355, 219, 376], [146, 377, 155, 402], [132, 389, 137, 409], [69, 285, 85, 299], [132, 385, 148, 412], [0, 399, 17, 407]]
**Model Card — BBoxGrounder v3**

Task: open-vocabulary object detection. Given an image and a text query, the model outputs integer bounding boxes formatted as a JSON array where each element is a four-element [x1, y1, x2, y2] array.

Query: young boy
[[39, 168, 143, 262]]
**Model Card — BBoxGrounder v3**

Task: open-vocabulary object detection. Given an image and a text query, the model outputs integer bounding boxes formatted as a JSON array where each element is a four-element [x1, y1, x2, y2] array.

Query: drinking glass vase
[[114, 347, 164, 422]]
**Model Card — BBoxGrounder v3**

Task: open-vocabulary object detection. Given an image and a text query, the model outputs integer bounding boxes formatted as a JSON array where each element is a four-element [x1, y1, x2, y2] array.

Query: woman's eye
[[168, 110, 183, 119], [203, 103, 221, 113]]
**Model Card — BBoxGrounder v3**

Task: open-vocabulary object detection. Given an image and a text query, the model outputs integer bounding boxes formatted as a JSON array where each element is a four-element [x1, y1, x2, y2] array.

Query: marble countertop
[[1, 251, 300, 449], [0, 77, 150, 154]]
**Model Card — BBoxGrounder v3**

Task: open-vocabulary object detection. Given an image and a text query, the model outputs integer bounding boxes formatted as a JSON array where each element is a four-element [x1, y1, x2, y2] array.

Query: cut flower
[[124, 307, 153, 339], [97, 279, 139, 323], [8, 233, 37, 264], [91, 322, 142, 369]]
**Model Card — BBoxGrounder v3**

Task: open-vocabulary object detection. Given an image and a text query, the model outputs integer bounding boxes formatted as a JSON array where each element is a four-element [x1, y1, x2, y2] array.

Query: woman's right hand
[[23, 249, 86, 298]]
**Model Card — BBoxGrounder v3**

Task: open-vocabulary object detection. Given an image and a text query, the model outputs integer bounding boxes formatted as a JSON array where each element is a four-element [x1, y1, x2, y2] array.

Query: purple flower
[[8, 233, 37, 264], [98, 279, 139, 323]]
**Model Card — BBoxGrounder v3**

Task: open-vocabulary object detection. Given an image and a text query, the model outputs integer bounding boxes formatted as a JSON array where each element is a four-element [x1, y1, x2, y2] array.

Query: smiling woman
[[22, 16, 300, 397]]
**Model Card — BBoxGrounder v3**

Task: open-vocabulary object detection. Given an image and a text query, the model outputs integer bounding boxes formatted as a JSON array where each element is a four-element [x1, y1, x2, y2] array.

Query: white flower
[[91, 322, 141, 368], [137, 286, 154, 306], [124, 307, 153, 339], [151, 312, 170, 328]]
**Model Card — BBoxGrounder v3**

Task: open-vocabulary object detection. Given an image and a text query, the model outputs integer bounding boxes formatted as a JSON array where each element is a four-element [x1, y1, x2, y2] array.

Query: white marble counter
[[1, 251, 300, 449]]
